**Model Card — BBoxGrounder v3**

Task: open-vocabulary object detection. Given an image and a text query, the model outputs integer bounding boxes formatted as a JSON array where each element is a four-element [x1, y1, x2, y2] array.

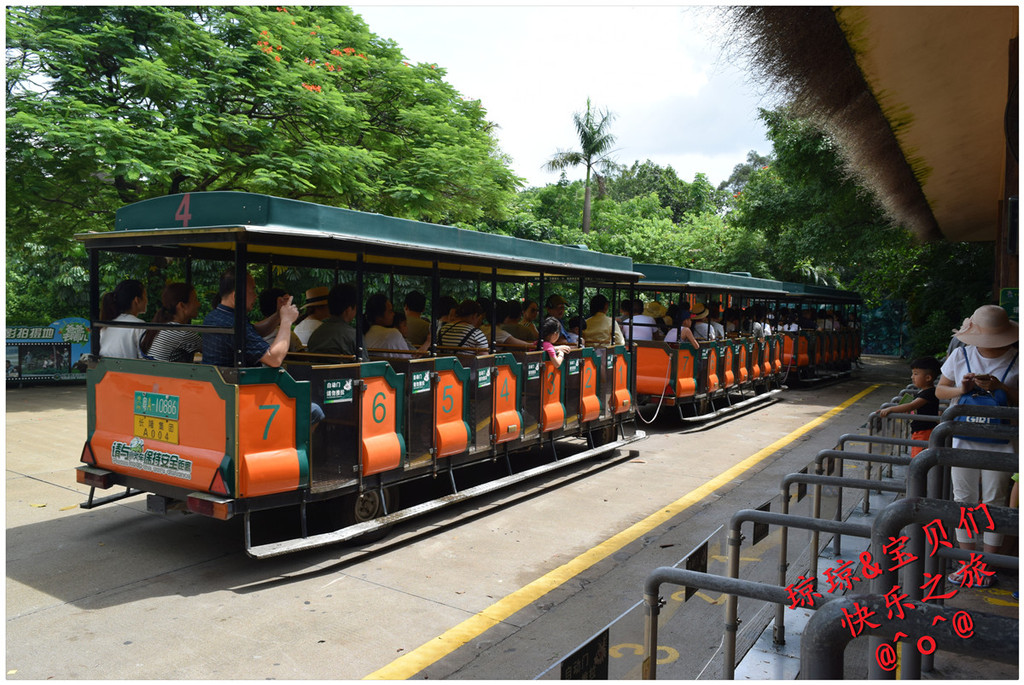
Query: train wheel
[[590, 422, 618, 447], [340, 487, 399, 544]]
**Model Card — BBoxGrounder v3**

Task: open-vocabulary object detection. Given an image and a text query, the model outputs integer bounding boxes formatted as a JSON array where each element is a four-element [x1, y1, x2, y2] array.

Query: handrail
[[939, 403, 1018, 421], [642, 567, 794, 680], [809, 446, 916, 573], [774, 472, 905, 647], [366, 347, 432, 357], [867, 496, 1019, 679], [724, 508, 871, 678], [801, 594, 1017, 679], [286, 351, 358, 362]]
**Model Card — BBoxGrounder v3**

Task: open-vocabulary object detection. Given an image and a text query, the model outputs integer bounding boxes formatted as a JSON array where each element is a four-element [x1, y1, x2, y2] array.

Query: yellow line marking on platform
[[984, 597, 1018, 607], [363, 384, 882, 680], [710, 554, 760, 563]]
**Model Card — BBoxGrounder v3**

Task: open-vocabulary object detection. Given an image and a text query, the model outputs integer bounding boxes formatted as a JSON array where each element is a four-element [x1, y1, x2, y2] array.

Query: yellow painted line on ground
[[364, 384, 882, 680]]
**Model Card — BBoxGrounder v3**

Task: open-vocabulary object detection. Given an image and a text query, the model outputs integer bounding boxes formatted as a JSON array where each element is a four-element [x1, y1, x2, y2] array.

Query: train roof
[[780, 281, 863, 305], [77, 192, 640, 282], [634, 263, 863, 304], [633, 263, 790, 296]]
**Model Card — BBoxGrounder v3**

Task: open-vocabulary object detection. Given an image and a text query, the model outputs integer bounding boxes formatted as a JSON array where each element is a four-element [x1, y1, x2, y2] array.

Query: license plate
[[133, 415, 179, 445]]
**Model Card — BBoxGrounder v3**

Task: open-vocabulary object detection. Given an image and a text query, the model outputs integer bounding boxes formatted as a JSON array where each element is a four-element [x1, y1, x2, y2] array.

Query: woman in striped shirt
[[141, 282, 202, 363]]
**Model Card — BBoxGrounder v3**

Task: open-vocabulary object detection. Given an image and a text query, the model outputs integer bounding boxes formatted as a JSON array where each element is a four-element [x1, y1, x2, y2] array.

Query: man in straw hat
[[293, 286, 330, 347], [936, 304, 1018, 584], [690, 303, 716, 340]]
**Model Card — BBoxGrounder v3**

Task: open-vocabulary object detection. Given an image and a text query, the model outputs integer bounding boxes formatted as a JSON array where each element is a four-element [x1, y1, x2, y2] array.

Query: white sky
[[350, 4, 777, 190]]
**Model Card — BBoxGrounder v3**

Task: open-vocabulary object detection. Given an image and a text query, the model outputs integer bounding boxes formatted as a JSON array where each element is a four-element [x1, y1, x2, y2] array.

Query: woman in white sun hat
[[935, 304, 1018, 586]]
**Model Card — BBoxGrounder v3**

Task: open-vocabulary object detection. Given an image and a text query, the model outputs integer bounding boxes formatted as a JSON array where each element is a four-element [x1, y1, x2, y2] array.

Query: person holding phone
[[935, 305, 1018, 586]]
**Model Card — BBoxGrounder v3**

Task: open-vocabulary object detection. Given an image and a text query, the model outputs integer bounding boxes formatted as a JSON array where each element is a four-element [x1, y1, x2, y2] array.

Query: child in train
[[566, 316, 587, 346], [538, 316, 572, 367]]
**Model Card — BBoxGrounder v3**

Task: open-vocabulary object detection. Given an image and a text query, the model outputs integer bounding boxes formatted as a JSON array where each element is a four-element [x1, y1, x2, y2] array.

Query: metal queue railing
[[641, 403, 1018, 680]]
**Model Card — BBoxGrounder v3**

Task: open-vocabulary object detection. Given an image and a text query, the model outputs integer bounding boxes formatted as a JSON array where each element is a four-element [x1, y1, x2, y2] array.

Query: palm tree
[[545, 98, 617, 234]]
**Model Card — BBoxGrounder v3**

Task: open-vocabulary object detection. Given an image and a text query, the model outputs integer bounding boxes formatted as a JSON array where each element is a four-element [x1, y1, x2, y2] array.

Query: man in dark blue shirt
[[202, 269, 298, 367], [202, 268, 324, 426]]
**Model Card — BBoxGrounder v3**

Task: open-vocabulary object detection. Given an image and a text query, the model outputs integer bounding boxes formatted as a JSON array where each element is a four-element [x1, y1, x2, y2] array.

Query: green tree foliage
[[459, 191, 558, 243], [727, 107, 919, 301], [606, 161, 730, 222], [524, 175, 584, 232], [6, 5, 519, 322], [725, 106, 994, 356], [675, 212, 773, 276], [717, 150, 773, 195], [545, 98, 617, 234], [905, 241, 994, 357]]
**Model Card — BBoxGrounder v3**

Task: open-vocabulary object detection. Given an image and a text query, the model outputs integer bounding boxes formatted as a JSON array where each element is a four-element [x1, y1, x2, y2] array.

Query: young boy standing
[[879, 357, 942, 457]]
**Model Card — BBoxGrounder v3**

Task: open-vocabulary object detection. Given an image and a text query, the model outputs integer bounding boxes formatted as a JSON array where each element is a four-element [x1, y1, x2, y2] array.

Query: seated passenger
[[538, 316, 572, 368], [99, 279, 148, 359], [584, 294, 624, 349], [363, 293, 413, 359], [781, 308, 799, 332], [520, 299, 541, 341], [755, 304, 772, 336], [482, 300, 532, 349], [256, 286, 301, 350], [724, 308, 743, 336], [708, 303, 726, 339], [797, 308, 818, 331], [294, 286, 330, 347], [690, 303, 716, 340], [202, 269, 298, 368], [436, 299, 488, 352], [643, 301, 669, 339], [203, 269, 323, 425], [402, 290, 432, 348], [140, 282, 202, 363], [566, 315, 587, 346], [431, 295, 459, 340], [393, 310, 409, 341], [748, 305, 767, 339], [617, 298, 632, 324], [663, 307, 700, 347], [307, 283, 363, 359], [500, 299, 539, 343], [623, 299, 656, 342], [544, 294, 571, 343]]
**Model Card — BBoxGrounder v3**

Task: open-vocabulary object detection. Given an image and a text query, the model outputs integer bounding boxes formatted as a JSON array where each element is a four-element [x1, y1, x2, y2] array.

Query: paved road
[[5, 357, 907, 679]]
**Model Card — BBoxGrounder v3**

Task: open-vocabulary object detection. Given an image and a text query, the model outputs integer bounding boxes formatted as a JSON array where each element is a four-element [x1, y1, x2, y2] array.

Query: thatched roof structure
[[725, 6, 1018, 243]]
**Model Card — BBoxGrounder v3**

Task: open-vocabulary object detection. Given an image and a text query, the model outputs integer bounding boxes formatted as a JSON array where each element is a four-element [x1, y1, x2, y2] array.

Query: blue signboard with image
[[6, 317, 92, 383]]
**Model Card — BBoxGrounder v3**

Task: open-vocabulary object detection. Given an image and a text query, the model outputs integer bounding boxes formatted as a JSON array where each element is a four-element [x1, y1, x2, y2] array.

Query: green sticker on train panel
[[412, 370, 431, 394], [527, 362, 541, 380], [568, 358, 580, 376], [607, 353, 615, 369], [134, 391, 179, 420], [324, 378, 353, 404], [477, 366, 491, 388]]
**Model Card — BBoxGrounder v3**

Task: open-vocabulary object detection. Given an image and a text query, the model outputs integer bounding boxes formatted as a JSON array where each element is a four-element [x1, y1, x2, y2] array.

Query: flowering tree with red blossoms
[[7, 5, 519, 321]]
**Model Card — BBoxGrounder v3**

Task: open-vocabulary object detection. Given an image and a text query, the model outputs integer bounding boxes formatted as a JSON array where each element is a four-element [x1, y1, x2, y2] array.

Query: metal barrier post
[[832, 434, 926, 556], [643, 567, 793, 681], [801, 594, 1017, 679], [723, 524, 742, 678], [868, 496, 1019, 679], [909, 436, 1019, 674], [642, 582, 661, 680], [727, 509, 871, 678], [808, 448, 913, 580], [776, 474, 904, 648]]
